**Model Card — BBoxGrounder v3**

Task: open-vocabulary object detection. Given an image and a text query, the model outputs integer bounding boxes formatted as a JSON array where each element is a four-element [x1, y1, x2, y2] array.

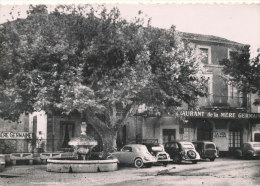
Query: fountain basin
[[47, 158, 118, 173]]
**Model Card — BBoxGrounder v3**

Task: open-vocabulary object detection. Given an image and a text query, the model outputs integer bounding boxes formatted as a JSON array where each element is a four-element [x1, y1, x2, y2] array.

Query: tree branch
[[114, 102, 135, 130]]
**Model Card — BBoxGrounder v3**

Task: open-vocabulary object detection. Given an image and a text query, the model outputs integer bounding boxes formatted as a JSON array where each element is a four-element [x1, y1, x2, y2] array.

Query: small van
[[192, 141, 218, 161]]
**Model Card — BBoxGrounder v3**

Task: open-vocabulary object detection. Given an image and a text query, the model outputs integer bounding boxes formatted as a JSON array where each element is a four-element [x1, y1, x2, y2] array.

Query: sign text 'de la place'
[[178, 110, 260, 119], [0, 132, 32, 139]]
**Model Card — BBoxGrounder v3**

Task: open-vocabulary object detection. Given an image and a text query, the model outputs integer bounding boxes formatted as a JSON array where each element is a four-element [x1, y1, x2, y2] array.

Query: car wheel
[[163, 162, 168, 166], [134, 158, 144, 168], [245, 154, 253, 160], [187, 150, 196, 159], [172, 155, 182, 164], [209, 158, 215, 162], [192, 160, 198, 164]]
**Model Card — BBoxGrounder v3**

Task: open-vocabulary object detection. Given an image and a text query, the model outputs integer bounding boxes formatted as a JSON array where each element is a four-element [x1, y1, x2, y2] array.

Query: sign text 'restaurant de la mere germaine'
[[178, 110, 260, 119]]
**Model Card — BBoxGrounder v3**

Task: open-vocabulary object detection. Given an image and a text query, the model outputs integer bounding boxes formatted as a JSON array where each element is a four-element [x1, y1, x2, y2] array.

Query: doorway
[[163, 129, 176, 144], [60, 121, 75, 149], [255, 133, 260, 142], [229, 123, 243, 151], [197, 120, 213, 141]]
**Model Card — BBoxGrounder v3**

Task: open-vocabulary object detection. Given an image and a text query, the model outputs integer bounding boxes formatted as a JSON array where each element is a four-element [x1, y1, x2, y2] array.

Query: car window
[[151, 146, 163, 152], [253, 144, 260, 147], [122, 146, 132, 152], [182, 143, 194, 149], [205, 144, 215, 149], [135, 145, 149, 153], [169, 143, 178, 149]]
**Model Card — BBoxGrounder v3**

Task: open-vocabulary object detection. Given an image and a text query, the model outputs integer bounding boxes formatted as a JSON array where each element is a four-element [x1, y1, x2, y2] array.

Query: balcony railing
[[198, 95, 247, 108]]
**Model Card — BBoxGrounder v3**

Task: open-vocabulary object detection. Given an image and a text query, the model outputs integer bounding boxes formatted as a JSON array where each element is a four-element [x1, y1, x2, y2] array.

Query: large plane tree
[[0, 5, 208, 155]]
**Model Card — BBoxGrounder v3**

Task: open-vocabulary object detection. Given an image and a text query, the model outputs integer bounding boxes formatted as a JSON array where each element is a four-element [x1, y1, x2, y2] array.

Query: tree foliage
[[0, 5, 208, 153], [220, 45, 260, 105]]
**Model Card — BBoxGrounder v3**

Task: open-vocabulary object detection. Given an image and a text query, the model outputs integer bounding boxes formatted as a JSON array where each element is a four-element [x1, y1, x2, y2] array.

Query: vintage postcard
[[0, 0, 260, 185]]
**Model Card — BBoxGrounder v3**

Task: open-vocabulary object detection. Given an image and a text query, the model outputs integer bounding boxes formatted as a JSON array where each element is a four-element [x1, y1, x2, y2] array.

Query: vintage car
[[108, 144, 157, 168], [241, 142, 260, 159], [164, 140, 200, 164], [192, 141, 218, 161], [141, 140, 172, 166]]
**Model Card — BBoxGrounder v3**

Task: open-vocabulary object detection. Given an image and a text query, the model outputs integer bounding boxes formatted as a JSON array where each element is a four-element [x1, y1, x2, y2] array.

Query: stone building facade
[[120, 32, 260, 155]]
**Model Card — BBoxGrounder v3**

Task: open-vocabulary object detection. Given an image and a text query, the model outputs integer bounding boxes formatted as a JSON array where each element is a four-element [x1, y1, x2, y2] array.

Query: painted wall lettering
[[214, 131, 226, 138], [0, 131, 32, 139]]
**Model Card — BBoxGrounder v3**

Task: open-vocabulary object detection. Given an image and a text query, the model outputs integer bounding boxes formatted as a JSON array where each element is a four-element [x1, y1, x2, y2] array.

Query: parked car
[[241, 142, 260, 159], [192, 141, 218, 161], [108, 144, 157, 168], [140, 140, 172, 166], [164, 140, 200, 164]]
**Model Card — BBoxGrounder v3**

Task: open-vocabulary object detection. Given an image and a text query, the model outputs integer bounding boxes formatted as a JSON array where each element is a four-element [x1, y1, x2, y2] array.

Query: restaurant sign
[[0, 131, 32, 139], [178, 110, 260, 119]]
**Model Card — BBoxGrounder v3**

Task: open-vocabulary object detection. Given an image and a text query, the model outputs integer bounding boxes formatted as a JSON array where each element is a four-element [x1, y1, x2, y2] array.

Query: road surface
[[0, 158, 260, 186]]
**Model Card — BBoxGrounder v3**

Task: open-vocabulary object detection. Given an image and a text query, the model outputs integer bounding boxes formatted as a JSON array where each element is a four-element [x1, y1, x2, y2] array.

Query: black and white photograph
[[0, 0, 260, 185]]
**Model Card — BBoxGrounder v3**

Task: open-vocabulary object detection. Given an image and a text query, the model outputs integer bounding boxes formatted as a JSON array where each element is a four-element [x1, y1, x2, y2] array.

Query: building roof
[[181, 32, 247, 46], [1, 19, 247, 47]]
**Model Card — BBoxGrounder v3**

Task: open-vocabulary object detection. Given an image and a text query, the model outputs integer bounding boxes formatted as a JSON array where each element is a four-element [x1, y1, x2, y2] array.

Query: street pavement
[[0, 158, 260, 186]]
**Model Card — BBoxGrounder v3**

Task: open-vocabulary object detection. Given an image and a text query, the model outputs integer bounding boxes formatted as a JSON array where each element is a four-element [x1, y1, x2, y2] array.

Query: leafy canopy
[[0, 5, 208, 121], [220, 45, 260, 105]]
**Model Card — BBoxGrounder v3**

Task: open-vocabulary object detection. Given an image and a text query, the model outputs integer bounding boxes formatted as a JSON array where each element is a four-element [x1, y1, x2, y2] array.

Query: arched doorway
[[197, 120, 213, 141]]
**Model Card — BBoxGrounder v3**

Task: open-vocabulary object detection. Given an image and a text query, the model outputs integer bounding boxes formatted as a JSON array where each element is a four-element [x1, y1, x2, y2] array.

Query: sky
[[0, 2, 260, 56]]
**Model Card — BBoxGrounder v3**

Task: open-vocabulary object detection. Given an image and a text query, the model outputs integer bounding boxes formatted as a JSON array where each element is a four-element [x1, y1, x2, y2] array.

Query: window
[[204, 74, 213, 95], [122, 146, 132, 152], [229, 124, 242, 150], [228, 48, 238, 60], [227, 48, 232, 59], [205, 144, 215, 149], [170, 143, 178, 149], [228, 84, 238, 98], [253, 143, 260, 147], [200, 74, 213, 106], [182, 144, 194, 149], [227, 83, 243, 107], [197, 45, 211, 64], [254, 133, 260, 142]]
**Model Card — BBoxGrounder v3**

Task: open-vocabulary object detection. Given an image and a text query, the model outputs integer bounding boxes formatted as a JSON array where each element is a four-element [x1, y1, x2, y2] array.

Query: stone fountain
[[69, 122, 97, 160], [46, 122, 118, 173]]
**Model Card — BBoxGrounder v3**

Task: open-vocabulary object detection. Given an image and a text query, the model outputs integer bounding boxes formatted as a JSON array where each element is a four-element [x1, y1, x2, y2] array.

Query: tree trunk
[[99, 129, 118, 158], [84, 107, 134, 158]]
